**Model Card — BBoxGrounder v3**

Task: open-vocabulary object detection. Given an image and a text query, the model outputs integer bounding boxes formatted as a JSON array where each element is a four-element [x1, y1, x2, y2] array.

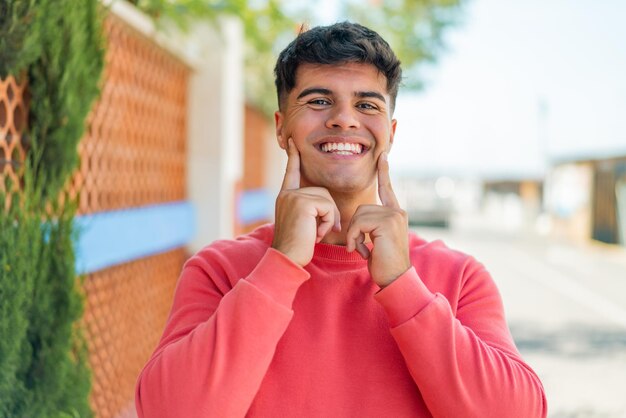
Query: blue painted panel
[[75, 201, 195, 274], [238, 188, 272, 224]]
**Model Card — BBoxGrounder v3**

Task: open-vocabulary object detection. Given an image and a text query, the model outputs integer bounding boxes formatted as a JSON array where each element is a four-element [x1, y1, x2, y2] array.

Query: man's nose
[[325, 103, 360, 130]]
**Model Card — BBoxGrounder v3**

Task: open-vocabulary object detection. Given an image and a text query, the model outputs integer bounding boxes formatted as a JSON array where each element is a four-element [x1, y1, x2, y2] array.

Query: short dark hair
[[274, 22, 402, 113]]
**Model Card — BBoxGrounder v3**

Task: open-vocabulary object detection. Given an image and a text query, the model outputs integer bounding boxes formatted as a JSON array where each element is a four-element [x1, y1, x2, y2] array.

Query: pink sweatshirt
[[135, 224, 547, 418]]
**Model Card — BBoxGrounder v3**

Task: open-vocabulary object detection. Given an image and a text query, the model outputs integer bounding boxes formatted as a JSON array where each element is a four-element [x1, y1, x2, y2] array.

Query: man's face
[[275, 62, 397, 196]]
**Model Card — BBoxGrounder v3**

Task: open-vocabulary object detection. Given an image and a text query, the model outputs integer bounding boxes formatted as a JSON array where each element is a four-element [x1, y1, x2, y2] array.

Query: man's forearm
[[375, 267, 547, 418], [135, 249, 309, 418]]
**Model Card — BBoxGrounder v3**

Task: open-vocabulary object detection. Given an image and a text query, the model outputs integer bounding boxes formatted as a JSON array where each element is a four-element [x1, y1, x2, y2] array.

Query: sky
[[391, 0, 626, 179], [313, 0, 626, 179]]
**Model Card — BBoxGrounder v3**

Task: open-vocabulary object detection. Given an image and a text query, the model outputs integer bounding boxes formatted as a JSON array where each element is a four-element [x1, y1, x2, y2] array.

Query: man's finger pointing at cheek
[[281, 138, 301, 191], [377, 152, 400, 209]]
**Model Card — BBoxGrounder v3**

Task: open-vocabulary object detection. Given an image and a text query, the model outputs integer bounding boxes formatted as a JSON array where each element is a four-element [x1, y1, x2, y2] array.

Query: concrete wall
[[185, 18, 244, 251], [238, 105, 286, 234]]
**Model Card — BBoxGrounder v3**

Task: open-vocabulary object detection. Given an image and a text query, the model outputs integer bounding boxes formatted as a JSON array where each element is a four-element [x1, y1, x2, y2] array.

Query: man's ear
[[275, 111, 287, 150], [388, 118, 397, 151]]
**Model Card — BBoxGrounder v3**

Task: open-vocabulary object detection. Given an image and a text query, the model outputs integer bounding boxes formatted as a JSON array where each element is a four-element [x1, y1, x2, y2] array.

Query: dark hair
[[274, 22, 402, 112]]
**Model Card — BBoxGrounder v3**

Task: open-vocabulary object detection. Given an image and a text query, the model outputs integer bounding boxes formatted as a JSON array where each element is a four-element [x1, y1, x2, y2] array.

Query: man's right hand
[[271, 138, 341, 267]]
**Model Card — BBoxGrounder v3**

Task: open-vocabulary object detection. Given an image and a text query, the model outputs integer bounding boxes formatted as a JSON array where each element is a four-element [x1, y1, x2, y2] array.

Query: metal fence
[[77, 13, 191, 418], [0, 74, 28, 203], [1, 10, 192, 418]]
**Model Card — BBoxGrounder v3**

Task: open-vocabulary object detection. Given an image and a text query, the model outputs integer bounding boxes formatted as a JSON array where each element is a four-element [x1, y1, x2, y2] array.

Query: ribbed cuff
[[246, 248, 310, 308], [374, 267, 436, 328]]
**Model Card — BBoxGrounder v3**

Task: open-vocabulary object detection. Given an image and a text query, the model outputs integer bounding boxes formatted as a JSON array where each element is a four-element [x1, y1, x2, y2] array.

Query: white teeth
[[321, 142, 363, 154]]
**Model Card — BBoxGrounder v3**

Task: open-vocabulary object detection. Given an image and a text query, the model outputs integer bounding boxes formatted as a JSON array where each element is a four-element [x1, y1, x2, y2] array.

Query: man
[[136, 22, 547, 418]]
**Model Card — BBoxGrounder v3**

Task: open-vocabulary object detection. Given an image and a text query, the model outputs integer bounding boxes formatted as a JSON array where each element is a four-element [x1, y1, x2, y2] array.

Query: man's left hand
[[346, 152, 411, 288]]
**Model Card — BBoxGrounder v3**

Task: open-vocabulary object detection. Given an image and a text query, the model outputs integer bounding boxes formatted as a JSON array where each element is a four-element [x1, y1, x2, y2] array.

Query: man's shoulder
[[197, 223, 274, 259], [407, 231, 484, 280], [408, 231, 470, 261], [186, 224, 274, 275]]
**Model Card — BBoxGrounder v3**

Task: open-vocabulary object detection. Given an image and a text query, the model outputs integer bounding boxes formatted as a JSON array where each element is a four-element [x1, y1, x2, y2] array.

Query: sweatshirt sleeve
[[135, 248, 309, 418], [374, 262, 547, 418]]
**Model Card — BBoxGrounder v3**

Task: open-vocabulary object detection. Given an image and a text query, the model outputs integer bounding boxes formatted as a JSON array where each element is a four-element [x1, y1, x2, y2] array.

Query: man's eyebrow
[[356, 91, 387, 103], [296, 88, 332, 99], [295, 88, 387, 103]]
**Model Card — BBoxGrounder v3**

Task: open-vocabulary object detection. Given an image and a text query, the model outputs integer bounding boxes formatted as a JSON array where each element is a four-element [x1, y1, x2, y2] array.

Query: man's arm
[[135, 246, 309, 418], [272, 138, 341, 266], [135, 138, 337, 418], [375, 262, 548, 418], [349, 153, 547, 417]]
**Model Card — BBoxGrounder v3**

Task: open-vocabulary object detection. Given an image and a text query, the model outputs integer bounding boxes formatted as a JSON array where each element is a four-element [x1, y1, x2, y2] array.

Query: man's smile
[[320, 142, 364, 155], [313, 135, 372, 158]]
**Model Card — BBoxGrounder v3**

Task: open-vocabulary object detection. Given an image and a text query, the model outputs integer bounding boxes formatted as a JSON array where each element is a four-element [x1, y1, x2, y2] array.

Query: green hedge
[[0, 0, 105, 199], [0, 185, 91, 418], [0, 0, 104, 417]]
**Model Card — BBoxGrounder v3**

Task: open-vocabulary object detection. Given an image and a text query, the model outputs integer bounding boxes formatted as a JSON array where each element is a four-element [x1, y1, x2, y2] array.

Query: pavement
[[416, 215, 626, 418]]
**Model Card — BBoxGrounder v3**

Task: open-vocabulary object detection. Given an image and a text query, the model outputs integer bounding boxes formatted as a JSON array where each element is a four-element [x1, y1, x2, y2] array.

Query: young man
[[136, 22, 547, 417]]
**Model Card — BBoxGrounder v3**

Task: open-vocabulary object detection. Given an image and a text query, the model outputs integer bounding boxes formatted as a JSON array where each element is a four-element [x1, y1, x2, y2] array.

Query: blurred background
[[1, 0, 625, 417], [391, 1, 626, 417]]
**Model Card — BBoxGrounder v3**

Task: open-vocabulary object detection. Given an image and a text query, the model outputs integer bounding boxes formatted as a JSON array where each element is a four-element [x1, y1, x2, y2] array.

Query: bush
[[1, 0, 104, 416], [0, 183, 92, 418]]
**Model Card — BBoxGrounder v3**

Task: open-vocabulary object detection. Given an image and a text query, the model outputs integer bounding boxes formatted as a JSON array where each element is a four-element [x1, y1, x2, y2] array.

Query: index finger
[[377, 151, 400, 208], [281, 138, 301, 190]]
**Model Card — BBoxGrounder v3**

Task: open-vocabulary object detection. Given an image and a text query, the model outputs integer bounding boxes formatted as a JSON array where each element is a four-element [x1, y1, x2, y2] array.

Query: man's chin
[[321, 180, 373, 196], [301, 170, 376, 195]]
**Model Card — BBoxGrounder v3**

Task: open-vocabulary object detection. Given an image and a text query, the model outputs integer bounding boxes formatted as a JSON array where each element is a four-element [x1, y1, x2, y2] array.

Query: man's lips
[[314, 137, 370, 156], [320, 142, 363, 154]]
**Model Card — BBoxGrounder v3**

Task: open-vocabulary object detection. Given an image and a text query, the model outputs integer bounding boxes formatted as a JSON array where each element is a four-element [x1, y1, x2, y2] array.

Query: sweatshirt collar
[[312, 241, 373, 262], [263, 223, 371, 263]]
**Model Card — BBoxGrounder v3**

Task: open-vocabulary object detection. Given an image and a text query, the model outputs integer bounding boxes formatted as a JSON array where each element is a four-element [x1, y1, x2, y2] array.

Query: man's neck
[[320, 188, 378, 246]]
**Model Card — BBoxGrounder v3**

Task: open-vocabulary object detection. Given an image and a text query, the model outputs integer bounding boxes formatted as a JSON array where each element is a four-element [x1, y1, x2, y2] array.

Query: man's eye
[[308, 99, 331, 106], [357, 102, 378, 110]]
